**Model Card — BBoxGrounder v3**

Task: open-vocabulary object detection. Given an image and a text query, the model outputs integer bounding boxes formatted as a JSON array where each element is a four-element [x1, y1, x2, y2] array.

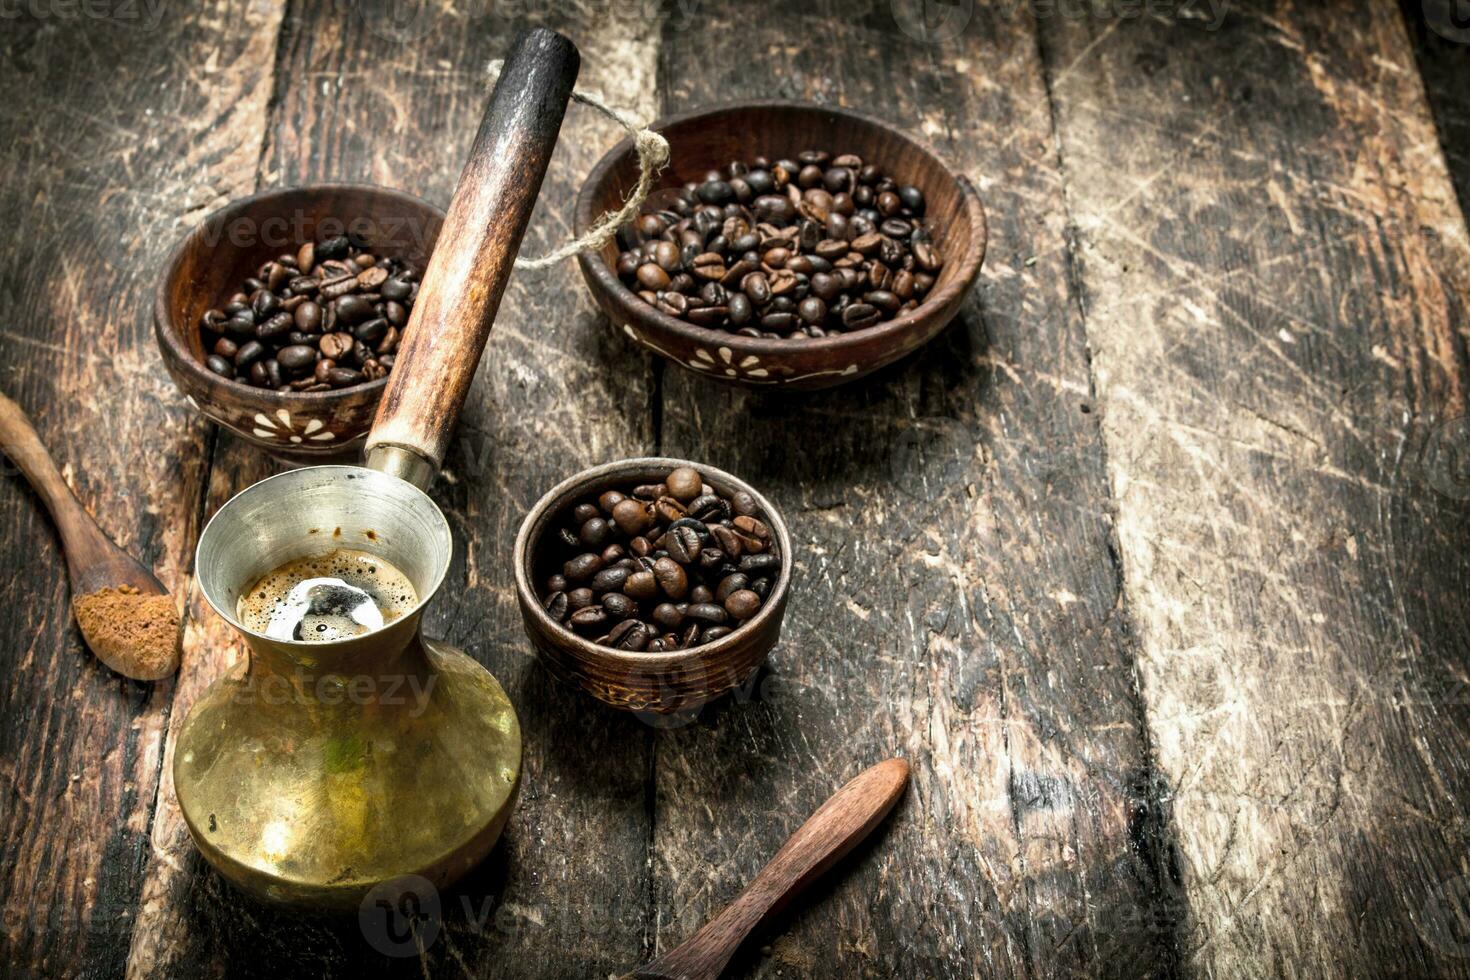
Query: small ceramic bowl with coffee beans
[[514, 458, 792, 715], [576, 101, 986, 390], [155, 184, 444, 463]]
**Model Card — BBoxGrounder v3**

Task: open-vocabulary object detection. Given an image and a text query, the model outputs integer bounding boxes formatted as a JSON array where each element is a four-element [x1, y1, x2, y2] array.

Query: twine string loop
[[486, 59, 669, 269]]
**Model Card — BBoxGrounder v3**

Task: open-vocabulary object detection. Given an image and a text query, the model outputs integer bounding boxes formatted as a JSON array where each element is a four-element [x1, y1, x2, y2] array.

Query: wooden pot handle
[[365, 27, 580, 487]]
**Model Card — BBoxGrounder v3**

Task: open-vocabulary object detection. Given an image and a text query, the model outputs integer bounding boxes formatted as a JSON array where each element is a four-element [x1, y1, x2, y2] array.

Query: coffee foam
[[236, 548, 418, 642]]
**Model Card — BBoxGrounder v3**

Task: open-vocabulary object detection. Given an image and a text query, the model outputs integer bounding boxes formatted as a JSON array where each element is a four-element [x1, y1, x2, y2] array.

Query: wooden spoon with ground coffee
[[0, 392, 179, 680]]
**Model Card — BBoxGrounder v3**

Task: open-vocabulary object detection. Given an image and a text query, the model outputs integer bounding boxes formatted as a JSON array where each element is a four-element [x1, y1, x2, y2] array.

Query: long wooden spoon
[[629, 758, 910, 980], [0, 391, 179, 680]]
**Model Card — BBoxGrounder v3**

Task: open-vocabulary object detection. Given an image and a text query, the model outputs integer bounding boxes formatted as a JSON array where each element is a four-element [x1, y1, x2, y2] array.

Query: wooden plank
[[651, 2, 1183, 976], [0, 3, 282, 977], [1036, 0, 1470, 975], [1402, 0, 1470, 221], [126, 6, 665, 978]]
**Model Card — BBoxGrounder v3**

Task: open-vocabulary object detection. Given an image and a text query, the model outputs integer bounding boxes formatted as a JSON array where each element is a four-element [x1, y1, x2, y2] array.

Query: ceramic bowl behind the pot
[[154, 184, 443, 463]]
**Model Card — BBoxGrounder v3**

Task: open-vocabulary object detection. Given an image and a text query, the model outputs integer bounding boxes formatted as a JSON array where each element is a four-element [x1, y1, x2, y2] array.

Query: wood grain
[[635, 758, 909, 980], [653, 2, 1184, 976], [1037, 0, 1470, 974], [0, 1, 1466, 978], [0, 2, 281, 976], [0, 391, 167, 599]]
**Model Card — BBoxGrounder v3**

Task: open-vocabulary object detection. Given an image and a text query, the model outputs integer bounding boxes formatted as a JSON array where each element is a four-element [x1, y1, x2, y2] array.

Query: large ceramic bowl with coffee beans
[[514, 458, 792, 715], [155, 184, 443, 463], [576, 101, 986, 390]]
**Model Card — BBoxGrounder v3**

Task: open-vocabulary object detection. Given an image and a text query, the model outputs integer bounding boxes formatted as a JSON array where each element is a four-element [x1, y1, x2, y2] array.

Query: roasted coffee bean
[[689, 494, 731, 523], [710, 524, 743, 558], [568, 606, 608, 632], [727, 292, 753, 325], [198, 236, 418, 389], [686, 603, 728, 626], [234, 340, 266, 368], [733, 515, 770, 540], [276, 344, 317, 374], [653, 557, 688, 600], [612, 498, 655, 536], [316, 235, 349, 260], [724, 589, 762, 620], [602, 593, 638, 619], [312, 332, 351, 361], [294, 301, 323, 332], [752, 194, 796, 224], [580, 516, 612, 548], [842, 303, 881, 330], [206, 354, 234, 379], [715, 573, 749, 604], [798, 297, 827, 324], [703, 626, 733, 642], [543, 591, 569, 622], [567, 587, 595, 610], [609, 619, 652, 651], [590, 566, 631, 592], [256, 312, 293, 341], [380, 277, 413, 301], [666, 466, 702, 502], [654, 496, 688, 524], [624, 570, 658, 601], [353, 317, 389, 343], [652, 602, 685, 629], [739, 553, 782, 575], [564, 552, 605, 581], [665, 525, 703, 564]]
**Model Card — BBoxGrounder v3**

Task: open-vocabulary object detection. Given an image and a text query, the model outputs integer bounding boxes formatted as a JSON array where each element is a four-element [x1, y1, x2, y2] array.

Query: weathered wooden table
[[3, 2, 1468, 977]]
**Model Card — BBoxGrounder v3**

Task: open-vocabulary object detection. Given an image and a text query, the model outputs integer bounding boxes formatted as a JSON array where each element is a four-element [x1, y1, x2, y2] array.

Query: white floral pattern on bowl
[[250, 409, 338, 445], [621, 324, 859, 386]]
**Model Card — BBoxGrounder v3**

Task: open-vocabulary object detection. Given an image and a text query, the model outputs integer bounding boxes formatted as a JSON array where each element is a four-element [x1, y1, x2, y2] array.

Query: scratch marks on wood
[[1039, 0, 1470, 975]]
